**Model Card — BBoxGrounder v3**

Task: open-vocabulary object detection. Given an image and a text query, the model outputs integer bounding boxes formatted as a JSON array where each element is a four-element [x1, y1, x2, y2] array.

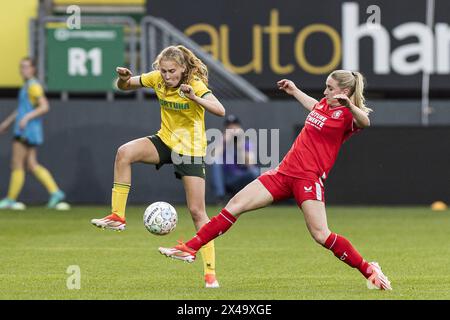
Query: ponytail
[[330, 70, 373, 114], [351, 71, 372, 114]]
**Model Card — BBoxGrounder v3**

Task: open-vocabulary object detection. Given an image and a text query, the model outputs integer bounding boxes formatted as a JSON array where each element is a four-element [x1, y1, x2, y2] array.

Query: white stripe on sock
[[219, 212, 234, 224], [328, 233, 338, 250]]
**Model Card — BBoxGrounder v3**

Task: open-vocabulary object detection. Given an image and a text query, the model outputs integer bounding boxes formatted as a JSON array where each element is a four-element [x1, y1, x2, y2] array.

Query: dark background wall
[[313, 126, 450, 205], [0, 98, 449, 205]]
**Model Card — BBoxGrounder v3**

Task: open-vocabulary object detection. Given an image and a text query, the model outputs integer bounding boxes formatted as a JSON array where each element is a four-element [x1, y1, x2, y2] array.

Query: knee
[[26, 159, 39, 172], [310, 228, 331, 246], [224, 196, 244, 216], [26, 162, 38, 172], [11, 159, 25, 171], [116, 145, 132, 164]]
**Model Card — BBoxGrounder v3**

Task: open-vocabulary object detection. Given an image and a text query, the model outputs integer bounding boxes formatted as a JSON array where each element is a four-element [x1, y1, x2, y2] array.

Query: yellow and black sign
[[149, 0, 450, 91]]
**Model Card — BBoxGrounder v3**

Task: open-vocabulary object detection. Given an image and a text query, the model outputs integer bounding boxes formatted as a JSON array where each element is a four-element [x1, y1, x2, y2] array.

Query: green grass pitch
[[1, 205, 449, 300]]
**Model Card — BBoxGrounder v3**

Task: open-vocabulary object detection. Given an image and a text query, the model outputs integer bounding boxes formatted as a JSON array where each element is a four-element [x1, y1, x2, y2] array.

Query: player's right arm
[[0, 110, 17, 134], [277, 79, 318, 112], [116, 67, 143, 91]]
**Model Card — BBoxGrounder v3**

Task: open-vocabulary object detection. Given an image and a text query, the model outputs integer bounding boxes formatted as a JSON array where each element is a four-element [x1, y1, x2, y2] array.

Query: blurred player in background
[[0, 57, 66, 209], [90, 45, 226, 288], [159, 70, 392, 291], [209, 114, 260, 204]]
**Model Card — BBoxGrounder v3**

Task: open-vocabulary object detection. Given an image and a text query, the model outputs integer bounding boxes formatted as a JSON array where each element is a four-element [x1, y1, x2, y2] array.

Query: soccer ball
[[143, 201, 177, 235]]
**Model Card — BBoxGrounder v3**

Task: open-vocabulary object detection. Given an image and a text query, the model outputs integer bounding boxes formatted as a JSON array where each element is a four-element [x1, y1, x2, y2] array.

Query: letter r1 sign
[[46, 26, 125, 92]]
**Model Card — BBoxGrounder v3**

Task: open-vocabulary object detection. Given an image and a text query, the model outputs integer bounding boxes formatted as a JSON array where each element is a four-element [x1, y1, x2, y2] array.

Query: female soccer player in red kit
[[159, 70, 392, 290]]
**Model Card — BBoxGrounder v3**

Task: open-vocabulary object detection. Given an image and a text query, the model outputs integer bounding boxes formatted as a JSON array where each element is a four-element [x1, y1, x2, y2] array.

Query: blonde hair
[[152, 45, 209, 85], [329, 70, 373, 113]]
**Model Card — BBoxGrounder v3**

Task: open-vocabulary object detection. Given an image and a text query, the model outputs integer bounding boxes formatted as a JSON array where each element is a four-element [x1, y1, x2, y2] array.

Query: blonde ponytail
[[330, 70, 373, 114], [352, 71, 372, 113]]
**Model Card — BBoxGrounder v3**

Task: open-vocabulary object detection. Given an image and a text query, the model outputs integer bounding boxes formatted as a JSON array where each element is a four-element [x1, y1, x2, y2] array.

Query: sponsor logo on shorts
[[304, 186, 312, 193]]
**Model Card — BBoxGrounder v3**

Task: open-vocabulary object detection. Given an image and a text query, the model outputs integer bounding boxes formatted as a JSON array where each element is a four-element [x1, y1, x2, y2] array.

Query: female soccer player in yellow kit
[[91, 45, 226, 288]]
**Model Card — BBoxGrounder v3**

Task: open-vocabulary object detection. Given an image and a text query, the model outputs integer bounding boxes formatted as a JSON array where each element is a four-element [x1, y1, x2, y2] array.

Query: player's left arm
[[19, 85, 49, 129], [333, 94, 370, 128], [180, 84, 226, 117], [0, 110, 18, 134]]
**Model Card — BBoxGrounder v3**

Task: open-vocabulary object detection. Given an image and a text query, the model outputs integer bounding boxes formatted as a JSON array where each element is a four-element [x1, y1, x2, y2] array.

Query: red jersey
[[278, 98, 361, 181]]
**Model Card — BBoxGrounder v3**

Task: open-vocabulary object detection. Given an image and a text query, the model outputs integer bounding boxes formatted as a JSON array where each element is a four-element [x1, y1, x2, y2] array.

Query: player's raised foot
[[47, 190, 65, 208], [205, 274, 220, 288], [0, 198, 26, 210], [90, 213, 126, 231], [158, 241, 197, 263], [366, 262, 392, 290]]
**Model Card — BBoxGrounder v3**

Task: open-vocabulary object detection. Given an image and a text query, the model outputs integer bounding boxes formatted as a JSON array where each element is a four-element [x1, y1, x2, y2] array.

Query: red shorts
[[258, 169, 325, 206]]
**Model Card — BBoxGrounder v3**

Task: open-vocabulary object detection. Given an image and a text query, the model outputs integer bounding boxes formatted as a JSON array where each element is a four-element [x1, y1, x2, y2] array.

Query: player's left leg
[[91, 137, 161, 231], [300, 200, 392, 290], [0, 141, 27, 209], [182, 175, 219, 288], [159, 178, 274, 263], [27, 148, 65, 208]]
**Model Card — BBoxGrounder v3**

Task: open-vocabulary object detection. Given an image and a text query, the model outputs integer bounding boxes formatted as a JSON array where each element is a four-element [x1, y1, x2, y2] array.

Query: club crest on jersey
[[332, 110, 343, 119], [178, 89, 186, 98]]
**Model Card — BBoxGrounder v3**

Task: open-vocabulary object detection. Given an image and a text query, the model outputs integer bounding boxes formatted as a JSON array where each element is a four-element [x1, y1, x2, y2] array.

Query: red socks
[[184, 212, 372, 279], [186, 208, 237, 251], [324, 233, 372, 278]]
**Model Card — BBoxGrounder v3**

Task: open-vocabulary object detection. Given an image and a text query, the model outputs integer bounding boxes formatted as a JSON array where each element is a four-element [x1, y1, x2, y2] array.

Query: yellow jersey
[[140, 71, 211, 157]]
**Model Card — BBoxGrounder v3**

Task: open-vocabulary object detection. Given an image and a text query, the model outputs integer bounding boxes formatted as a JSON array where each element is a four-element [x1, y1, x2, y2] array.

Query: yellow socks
[[32, 165, 59, 194], [199, 240, 216, 276], [8, 166, 59, 200], [111, 182, 130, 219], [7, 169, 25, 200]]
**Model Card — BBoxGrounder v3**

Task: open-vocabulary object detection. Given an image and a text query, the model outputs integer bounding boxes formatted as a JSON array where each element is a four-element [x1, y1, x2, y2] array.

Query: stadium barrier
[[0, 99, 449, 205]]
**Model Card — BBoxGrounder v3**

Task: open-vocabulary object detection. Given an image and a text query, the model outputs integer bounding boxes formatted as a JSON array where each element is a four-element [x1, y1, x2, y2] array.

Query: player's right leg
[[26, 148, 66, 208], [91, 137, 160, 231], [159, 178, 274, 261], [300, 199, 392, 290], [0, 141, 27, 210]]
